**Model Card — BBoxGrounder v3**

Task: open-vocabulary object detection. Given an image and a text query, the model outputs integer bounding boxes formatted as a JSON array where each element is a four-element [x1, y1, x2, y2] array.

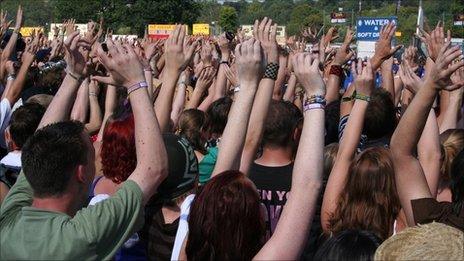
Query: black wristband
[[263, 62, 279, 80]]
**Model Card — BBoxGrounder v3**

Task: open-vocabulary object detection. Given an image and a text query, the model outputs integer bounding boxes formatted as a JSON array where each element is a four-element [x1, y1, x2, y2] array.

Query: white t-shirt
[[171, 194, 195, 260], [0, 99, 12, 149], [0, 150, 21, 168]]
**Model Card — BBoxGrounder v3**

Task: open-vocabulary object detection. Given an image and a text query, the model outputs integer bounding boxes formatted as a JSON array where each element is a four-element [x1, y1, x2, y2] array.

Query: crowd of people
[[0, 5, 463, 260]]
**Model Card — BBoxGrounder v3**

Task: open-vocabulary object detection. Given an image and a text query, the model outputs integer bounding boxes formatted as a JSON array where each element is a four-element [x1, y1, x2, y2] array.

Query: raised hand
[[351, 59, 374, 96], [292, 52, 326, 96], [93, 39, 145, 88], [416, 21, 450, 62], [426, 42, 464, 91], [63, 31, 90, 77], [22, 33, 41, 65], [301, 26, 318, 44], [253, 17, 278, 63], [165, 25, 198, 72], [64, 19, 76, 37], [333, 27, 354, 65], [235, 38, 264, 87], [196, 66, 216, 90], [0, 10, 12, 37], [13, 5, 23, 32], [217, 33, 231, 57], [399, 61, 422, 94], [200, 40, 213, 66], [224, 64, 239, 87], [371, 22, 402, 69]]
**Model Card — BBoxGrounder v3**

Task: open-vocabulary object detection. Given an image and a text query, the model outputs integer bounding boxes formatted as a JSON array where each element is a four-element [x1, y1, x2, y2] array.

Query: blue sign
[[356, 17, 398, 41]]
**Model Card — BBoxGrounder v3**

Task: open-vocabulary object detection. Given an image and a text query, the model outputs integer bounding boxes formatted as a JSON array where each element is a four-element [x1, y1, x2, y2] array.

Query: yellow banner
[[19, 27, 43, 36], [192, 24, 210, 35]]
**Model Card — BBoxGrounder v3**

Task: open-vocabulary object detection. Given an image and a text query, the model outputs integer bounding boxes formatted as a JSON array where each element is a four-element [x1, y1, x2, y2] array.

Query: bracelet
[[304, 103, 325, 112], [66, 70, 83, 82], [127, 81, 148, 95], [263, 62, 279, 80], [329, 65, 343, 78], [305, 94, 326, 105], [354, 93, 371, 102], [220, 61, 229, 65], [234, 85, 241, 93], [7, 75, 15, 81], [89, 92, 98, 97]]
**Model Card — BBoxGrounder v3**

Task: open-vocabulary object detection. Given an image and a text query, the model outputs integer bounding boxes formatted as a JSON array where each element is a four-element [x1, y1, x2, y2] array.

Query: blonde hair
[[375, 222, 463, 260], [439, 129, 464, 190]]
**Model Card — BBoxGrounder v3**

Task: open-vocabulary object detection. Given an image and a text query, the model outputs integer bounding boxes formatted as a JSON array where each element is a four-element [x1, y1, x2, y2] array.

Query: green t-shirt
[[198, 146, 218, 185], [0, 172, 144, 260]]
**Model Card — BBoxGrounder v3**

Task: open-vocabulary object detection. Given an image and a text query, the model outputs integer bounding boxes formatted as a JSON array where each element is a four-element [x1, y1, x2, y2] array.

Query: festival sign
[[192, 24, 210, 36], [356, 17, 397, 41], [19, 27, 44, 37], [148, 24, 187, 39], [331, 12, 347, 24], [356, 16, 397, 58]]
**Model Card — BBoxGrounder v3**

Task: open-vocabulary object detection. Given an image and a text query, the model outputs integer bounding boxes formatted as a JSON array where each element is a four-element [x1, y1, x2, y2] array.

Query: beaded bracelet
[[127, 81, 148, 95], [354, 93, 371, 102]]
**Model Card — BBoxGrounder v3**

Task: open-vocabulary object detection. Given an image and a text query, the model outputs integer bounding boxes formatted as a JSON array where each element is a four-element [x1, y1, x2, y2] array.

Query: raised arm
[[213, 35, 231, 100], [154, 25, 197, 133], [212, 39, 263, 177], [85, 80, 103, 134], [186, 67, 215, 109], [38, 31, 90, 129], [370, 22, 402, 71], [70, 79, 90, 123], [326, 27, 354, 104], [381, 57, 395, 100], [93, 42, 168, 204], [255, 52, 325, 260], [439, 68, 464, 133], [390, 40, 464, 226], [2, 34, 38, 106], [240, 18, 279, 174], [0, 6, 22, 80], [321, 59, 375, 232]]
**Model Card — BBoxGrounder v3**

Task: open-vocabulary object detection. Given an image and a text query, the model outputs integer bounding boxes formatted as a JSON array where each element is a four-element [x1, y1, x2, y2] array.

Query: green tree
[[287, 3, 323, 36], [239, 1, 265, 25], [1, 0, 52, 28], [219, 6, 238, 32]]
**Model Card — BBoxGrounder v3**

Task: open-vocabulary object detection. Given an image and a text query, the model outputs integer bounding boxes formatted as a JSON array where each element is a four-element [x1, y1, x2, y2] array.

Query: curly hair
[[101, 113, 136, 184], [329, 147, 400, 240]]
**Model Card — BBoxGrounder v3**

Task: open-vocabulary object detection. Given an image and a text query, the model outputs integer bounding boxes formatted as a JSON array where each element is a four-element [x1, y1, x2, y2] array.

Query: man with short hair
[[0, 32, 169, 260]]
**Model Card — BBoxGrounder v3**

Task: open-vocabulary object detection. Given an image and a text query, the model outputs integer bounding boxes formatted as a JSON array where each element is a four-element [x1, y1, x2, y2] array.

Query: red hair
[[101, 114, 136, 184], [186, 171, 265, 260]]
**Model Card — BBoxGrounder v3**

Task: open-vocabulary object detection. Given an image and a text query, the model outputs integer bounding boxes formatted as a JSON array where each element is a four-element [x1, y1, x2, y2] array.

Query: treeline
[[1, 0, 463, 44]]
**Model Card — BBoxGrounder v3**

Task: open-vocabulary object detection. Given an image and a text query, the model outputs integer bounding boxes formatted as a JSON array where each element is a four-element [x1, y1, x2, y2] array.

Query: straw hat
[[375, 222, 463, 260]]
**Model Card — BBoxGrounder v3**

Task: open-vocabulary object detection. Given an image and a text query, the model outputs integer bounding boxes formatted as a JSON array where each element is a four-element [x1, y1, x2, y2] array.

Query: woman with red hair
[[89, 113, 145, 260]]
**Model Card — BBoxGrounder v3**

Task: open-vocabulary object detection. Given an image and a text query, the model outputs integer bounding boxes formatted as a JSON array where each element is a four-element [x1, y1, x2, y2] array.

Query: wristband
[[66, 70, 83, 82], [220, 61, 229, 65], [127, 81, 148, 95], [329, 65, 343, 78], [303, 103, 325, 112], [354, 93, 371, 102], [234, 85, 241, 93], [263, 62, 279, 80], [144, 68, 153, 72], [89, 92, 98, 97]]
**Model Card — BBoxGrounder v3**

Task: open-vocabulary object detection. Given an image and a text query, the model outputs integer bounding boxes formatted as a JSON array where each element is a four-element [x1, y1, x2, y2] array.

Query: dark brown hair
[[186, 171, 265, 260], [329, 147, 400, 240]]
